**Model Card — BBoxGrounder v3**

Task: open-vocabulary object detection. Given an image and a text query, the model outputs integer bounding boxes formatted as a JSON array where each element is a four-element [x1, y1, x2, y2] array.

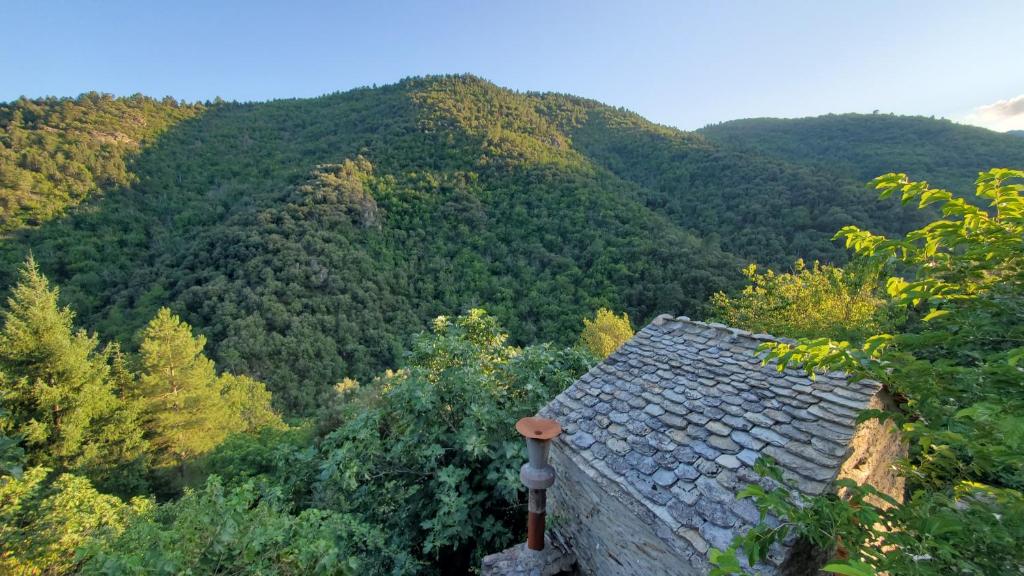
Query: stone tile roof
[[539, 315, 879, 557]]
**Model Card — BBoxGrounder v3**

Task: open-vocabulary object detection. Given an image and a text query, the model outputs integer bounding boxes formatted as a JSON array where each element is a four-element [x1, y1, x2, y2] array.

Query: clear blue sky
[[4, 0, 1023, 131]]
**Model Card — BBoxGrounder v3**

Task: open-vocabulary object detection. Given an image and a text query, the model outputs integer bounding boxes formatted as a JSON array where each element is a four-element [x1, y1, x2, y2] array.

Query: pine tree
[[96, 342, 151, 494], [138, 308, 228, 476], [0, 257, 145, 493]]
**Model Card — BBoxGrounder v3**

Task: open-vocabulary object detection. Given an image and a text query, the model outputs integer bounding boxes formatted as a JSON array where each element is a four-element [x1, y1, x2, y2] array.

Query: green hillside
[[3, 77, 1024, 414], [553, 101, 933, 263], [0, 77, 737, 413], [0, 93, 202, 231], [699, 113, 1024, 190]]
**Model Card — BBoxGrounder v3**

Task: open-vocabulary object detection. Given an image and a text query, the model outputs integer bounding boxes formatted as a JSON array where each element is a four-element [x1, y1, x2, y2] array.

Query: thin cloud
[[963, 94, 1024, 132]]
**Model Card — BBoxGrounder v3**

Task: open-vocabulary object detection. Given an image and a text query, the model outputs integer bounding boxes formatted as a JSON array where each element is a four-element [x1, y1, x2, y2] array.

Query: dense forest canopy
[[699, 113, 1024, 191], [2, 75, 1023, 415]]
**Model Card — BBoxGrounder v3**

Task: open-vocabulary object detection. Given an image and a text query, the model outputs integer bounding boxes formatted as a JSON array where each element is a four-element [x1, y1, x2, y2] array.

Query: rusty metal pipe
[[516, 417, 561, 551], [527, 489, 547, 550]]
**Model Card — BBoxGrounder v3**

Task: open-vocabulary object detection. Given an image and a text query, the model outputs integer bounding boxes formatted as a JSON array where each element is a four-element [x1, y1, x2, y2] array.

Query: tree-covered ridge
[[699, 113, 1024, 191], [549, 102, 937, 266], [0, 93, 202, 231], [3, 75, 1023, 415], [0, 76, 743, 413]]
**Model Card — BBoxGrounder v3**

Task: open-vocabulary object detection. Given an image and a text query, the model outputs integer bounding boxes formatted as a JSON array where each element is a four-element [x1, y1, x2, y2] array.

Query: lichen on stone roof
[[539, 314, 880, 555]]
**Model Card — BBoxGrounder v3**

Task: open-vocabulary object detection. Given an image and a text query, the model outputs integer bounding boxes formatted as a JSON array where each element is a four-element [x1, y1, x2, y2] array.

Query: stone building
[[483, 315, 904, 576]]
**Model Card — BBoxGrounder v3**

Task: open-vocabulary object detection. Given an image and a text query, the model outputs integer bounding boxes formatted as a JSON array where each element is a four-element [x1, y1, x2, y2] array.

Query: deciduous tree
[[710, 259, 888, 340], [578, 308, 634, 358]]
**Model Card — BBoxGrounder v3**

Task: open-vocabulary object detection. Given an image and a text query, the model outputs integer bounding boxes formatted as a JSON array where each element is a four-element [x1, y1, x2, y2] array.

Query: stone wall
[[836, 389, 906, 508], [779, 389, 906, 576], [548, 442, 703, 576]]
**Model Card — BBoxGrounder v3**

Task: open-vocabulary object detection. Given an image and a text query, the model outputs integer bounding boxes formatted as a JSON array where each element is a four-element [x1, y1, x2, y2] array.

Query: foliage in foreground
[[711, 169, 1024, 575], [85, 309, 590, 575], [1, 300, 591, 574], [0, 467, 150, 575], [138, 307, 284, 485], [0, 258, 149, 495], [78, 476, 379, 576], [314, 309, 592, 573], [0, 261, 293, 573]]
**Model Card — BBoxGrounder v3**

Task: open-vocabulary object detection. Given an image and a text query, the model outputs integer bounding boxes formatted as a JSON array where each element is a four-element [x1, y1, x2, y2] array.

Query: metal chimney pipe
[[516, 416, 562, 551]]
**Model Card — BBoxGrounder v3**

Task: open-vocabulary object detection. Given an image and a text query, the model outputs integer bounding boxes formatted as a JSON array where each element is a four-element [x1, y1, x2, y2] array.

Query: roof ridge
[[649, 313, 799, 346]]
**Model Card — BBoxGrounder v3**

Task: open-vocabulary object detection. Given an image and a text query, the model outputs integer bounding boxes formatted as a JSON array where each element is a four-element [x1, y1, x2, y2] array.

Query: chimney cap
[[516, 416, 561, 440]]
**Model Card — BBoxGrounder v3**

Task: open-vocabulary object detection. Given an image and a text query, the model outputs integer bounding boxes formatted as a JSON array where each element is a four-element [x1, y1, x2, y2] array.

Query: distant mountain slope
[[0, 94, 201, 231], [699, 113, 1024, 191], [538, 100, 931, 265], [2, 77, 1021, 413]]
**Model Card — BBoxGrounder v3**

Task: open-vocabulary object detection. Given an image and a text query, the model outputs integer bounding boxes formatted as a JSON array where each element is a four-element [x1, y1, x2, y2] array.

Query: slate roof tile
[[539, 316, 880, 562], [708, 434, 741, 452]]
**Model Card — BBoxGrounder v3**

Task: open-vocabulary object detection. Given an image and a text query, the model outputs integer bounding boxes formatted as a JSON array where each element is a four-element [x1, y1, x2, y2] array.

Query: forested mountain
[[699, 113, 1024, 190], [0, 93, 202, 231], [3, 76, 1023, 414]]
